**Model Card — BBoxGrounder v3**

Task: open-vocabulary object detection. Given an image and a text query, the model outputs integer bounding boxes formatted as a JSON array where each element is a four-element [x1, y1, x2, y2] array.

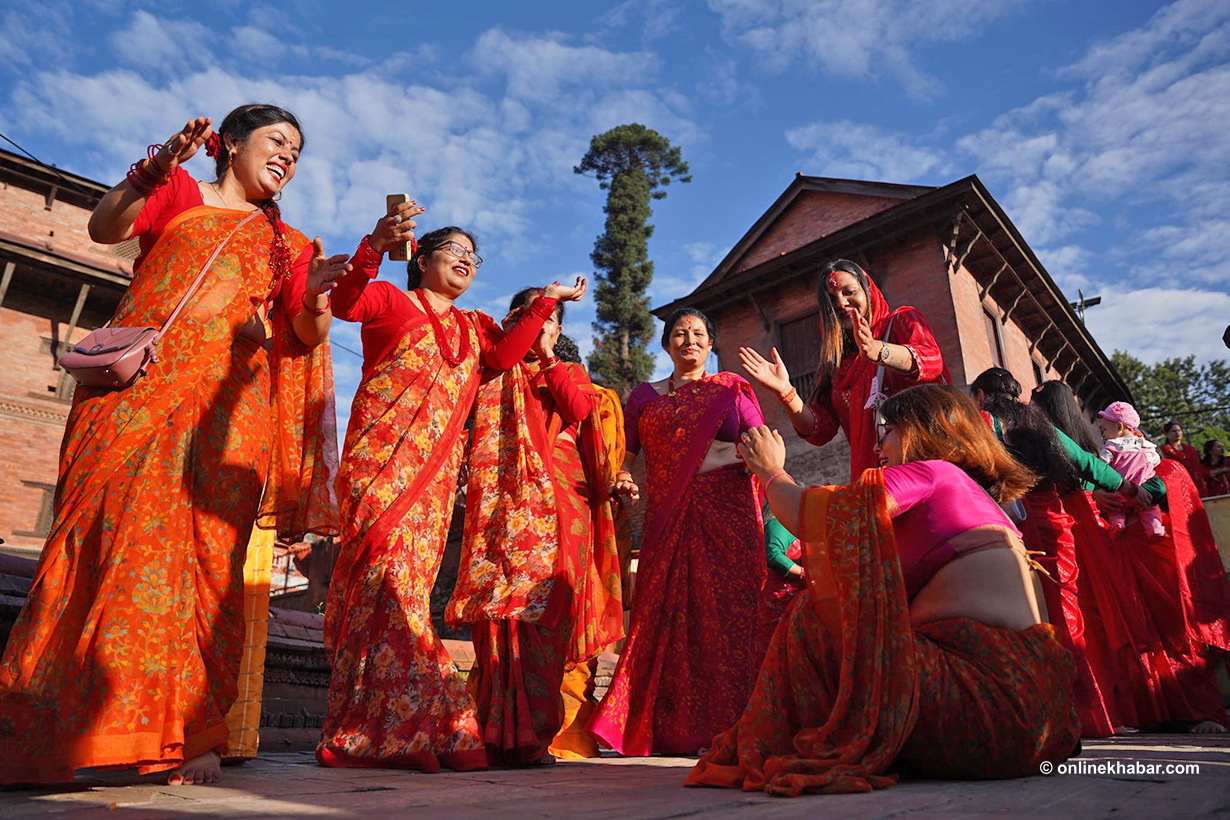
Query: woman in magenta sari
[[589, 309, 766, 756]]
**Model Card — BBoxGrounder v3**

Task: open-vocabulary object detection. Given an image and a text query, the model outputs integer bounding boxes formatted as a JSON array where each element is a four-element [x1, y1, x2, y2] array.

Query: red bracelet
[[778, 386, 798, 405], [765, 470, 791, 485], [302, 293, 331, 315], [125, 144, 169, 196], [540, 355, 560, 369]]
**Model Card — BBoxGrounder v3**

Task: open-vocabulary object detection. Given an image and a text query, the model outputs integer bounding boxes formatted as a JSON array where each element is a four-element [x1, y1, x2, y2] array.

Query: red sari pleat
[[1019, 489, 1114, 737], [687, 472, 1080, 796], [589, 374, 765, 756], [1118, 460, 1230, 729], [318, 311, 487, 773], [0, 207, 337, 783]]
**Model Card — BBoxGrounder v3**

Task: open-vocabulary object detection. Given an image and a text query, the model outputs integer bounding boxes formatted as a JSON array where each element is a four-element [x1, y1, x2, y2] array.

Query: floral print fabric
[[317, 310, 487, 773], [0, 207, 336, 783], [686, 471, 1081, 796]]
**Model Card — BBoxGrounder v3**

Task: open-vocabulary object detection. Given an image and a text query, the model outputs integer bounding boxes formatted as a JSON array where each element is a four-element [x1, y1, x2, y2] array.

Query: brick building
[[0, 148, 133, 557], [654, 174, 1130, 486]]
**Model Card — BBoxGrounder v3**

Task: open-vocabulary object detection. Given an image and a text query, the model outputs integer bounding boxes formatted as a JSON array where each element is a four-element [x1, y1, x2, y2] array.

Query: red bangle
[[302, 293, 330, 315], [540, 355, 560, 369], [778, 386, 798, 405]]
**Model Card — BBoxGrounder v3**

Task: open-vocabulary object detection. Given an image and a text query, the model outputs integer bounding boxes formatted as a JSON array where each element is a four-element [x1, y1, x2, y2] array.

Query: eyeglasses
[[875, 419, 890, 447], [433, 240, 483, 269]]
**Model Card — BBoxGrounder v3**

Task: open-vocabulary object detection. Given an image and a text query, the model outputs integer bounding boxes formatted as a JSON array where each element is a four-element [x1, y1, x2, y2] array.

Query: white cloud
[[1083, 287, 1230, 365], [707, 0, 1026, 99], [785, 119, 945, 182], [1035, 244, 1093, 295]]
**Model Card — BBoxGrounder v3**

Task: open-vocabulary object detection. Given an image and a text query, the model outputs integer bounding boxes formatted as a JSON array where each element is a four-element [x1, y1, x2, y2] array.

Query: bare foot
[[530, 752, 556, 766], [168, 750, 222, 785], [1189, 720, 1227, 734]]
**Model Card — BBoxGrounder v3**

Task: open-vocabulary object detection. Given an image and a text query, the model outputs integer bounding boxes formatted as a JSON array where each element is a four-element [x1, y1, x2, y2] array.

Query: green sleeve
[[764, 518, 798, 577], [1054, 428, 1123, 492], [1142, 476, 1168, 510]]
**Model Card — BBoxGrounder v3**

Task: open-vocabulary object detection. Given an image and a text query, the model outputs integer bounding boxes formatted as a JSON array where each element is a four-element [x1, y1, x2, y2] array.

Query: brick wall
[[0, 181, 128, 273]]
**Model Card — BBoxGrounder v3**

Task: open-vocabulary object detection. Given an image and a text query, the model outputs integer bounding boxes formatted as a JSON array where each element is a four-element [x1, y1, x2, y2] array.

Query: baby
[[1096, 401, 1165, 537]]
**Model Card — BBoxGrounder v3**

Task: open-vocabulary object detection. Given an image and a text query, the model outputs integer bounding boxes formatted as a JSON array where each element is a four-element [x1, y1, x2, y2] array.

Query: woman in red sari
[[318, 218, 586, 772], [1117, 459, 1230, 733], [740, 259, 948, 481], [0, 107, 341, 785], [1162, 422, 1204, 487], [688, 385, 1079, 796], [448, 290, 621, 765], [1198, 441, 1230, 498], [588, 309, 766, 756]]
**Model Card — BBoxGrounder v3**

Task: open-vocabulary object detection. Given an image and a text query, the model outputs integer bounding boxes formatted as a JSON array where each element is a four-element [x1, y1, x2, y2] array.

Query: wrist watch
[[876, 341, 890, 363]]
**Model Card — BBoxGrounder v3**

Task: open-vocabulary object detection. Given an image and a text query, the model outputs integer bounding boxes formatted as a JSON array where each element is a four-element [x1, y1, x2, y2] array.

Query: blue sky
[[3, 0, 1228, 436]]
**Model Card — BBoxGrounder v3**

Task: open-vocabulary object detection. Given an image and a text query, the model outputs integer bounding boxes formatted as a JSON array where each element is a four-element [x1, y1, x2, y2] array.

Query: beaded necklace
[[415, 290, 471, 367]]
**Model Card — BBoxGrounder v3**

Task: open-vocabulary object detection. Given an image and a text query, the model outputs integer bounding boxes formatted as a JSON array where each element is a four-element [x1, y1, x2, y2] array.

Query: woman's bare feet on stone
[[168, 750, 222, 785], [1189, 720, 1227, 734]]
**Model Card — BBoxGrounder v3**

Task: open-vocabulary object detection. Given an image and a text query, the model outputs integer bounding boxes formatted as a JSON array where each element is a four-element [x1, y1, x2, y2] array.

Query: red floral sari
[[318, 308, 488, 773], [687, 472, 1080, 796], [449, 362, 621, 764], [0, 206, 338, 783], [589, 373, 765, 756]]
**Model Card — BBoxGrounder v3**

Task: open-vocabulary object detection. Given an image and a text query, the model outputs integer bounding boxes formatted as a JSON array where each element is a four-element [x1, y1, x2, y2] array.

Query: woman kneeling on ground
[[687, 384, 1080, 796]]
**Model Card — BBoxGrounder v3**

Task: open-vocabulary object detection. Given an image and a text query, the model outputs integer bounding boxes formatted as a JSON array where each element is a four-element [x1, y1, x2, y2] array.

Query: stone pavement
[[2, 734, 1227, 819]]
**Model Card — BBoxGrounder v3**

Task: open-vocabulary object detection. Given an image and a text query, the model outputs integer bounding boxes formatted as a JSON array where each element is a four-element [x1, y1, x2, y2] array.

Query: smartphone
[[386, 193, 412, 261]]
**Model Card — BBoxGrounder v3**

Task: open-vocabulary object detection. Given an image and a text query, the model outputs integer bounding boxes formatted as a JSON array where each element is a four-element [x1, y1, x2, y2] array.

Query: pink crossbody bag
[[60, 211, 262, 390]]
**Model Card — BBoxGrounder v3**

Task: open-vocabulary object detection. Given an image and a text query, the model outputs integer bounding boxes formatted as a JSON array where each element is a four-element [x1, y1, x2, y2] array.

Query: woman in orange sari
[[0, 106, 341, 785], [689, 385, 1079, 796], [318, 221, 587, 772], [448, 290, 621, 765], [589, 309, 767, 756]]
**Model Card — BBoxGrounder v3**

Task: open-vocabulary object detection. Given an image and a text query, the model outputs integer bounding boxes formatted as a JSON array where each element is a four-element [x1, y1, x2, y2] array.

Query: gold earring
[[273, 191, 283, 202]]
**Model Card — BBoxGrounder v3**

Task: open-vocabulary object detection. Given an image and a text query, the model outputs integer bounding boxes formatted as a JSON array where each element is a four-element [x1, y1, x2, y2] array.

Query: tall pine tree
[[575, 123, 690, 395]]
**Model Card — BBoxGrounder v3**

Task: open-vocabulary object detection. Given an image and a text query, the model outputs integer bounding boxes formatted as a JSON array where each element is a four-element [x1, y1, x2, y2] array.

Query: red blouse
[[333, 236, 559, 377], [130, 167, 313, 317]]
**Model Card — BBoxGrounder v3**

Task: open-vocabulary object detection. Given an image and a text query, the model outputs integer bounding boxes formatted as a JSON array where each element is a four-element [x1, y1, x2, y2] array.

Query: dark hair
[[1031, 380, 1100, 455], [212, 103, 305, 282], [1203, 439, 1225, 467], [555, 334, 582, 364], [407, 226, 478, 290], [812, 259, 873, 401], [881, 384, 1037, 503], [509, 286, 565, 324], [971, 367, 1079, 492], [1163, 421, 1182, 436], [661, 308, 716, 349]]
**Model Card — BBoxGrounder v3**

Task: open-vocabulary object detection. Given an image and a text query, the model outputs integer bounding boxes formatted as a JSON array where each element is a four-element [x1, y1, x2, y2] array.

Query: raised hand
[[369, 200, 425, 256], [306, 237, 352, 300], [155, 117, 214, 174], [542, 276, 587, 303], [848, 308, 879, 361], [739, 346, 792, 397], [737, 425, 787, 481]]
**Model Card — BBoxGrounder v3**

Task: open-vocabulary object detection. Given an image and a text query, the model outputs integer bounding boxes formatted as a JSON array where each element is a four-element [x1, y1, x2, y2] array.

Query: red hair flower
[[204, 132, 221, 158]]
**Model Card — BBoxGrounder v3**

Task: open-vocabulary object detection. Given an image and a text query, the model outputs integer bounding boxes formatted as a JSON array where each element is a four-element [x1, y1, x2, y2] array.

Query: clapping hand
[[369, 201, 425, 256], [155, 117, 214, 174], [848, 308, 880, 361], [306, 237, 352, 300], [542, 276, 588, 303], [739, 346, 792, 397]]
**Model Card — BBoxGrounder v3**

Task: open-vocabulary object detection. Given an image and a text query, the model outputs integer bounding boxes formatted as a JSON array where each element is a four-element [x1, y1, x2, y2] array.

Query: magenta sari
[[588, 373, 765, 755]]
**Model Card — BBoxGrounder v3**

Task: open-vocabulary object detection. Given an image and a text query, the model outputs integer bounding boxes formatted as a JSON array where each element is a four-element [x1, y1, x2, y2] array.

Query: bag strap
[[153, 210, 263, 341]]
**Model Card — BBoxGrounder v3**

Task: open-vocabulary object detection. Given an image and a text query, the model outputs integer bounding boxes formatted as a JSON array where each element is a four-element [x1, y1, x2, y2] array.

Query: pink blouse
[[883, 460, 1021, 599]]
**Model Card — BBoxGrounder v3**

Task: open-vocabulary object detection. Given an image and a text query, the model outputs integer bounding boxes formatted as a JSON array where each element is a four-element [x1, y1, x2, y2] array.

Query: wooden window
[[1032, 359, 1044, 386], [778, 313, 821, 400], [983, 308, 1005, 369], [13, 481, 56, 539]]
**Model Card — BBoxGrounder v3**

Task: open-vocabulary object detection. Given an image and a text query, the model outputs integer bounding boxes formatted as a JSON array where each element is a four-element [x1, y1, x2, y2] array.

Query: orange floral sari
[[0, 206, 338, 783], [687, 471, 1080, 796], [450, 361, 621, 764], [318, 308, 488, 773]]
